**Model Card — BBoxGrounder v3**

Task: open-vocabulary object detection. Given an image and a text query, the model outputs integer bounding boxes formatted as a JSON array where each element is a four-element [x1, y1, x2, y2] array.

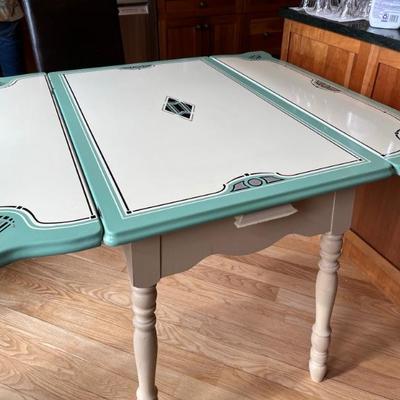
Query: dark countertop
[[280, 7, 400, 52]]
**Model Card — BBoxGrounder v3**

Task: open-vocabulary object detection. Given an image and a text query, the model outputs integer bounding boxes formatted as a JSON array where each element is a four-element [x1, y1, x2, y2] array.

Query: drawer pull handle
[[199, 1, 207, 7], [203, 23, 209, 29], [234, 204, 298, 228], [195, 24, 202, 30], [263, 32, 270, 37]]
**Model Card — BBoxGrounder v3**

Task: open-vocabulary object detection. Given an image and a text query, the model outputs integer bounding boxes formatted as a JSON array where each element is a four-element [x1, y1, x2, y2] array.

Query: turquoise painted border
[[0, 208, 101, 267], [210, 51, 400, 173], [49, 56, 393, 246], [0, 74, 103, 267]]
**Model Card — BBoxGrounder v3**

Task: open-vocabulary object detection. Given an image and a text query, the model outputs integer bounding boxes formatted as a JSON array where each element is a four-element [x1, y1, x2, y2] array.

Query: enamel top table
[[1, 51, 399, 400]]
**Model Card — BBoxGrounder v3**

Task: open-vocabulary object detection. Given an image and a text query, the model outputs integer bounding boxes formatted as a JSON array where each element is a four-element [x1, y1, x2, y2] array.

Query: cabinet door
[[281, 20, 362, 87], [159, 17, 204, 59], [204, 15, 242, 55], [245, 16, 284, 58], [120, 13, 153, 63], [351, 47, 400, 268]]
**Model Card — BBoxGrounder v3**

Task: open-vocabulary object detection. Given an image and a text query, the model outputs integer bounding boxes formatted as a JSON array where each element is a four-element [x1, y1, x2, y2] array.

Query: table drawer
[[158, 0, 243, 16]]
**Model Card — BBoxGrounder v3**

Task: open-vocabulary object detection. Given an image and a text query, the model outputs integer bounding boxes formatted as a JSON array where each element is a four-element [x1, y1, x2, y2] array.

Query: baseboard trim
[[343, 230, 400, 307]]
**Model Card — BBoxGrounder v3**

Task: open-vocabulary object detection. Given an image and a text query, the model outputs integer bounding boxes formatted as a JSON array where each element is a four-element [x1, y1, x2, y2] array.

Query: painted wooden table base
[[123, 189, 354, 399], [1, 51, 400, 400]]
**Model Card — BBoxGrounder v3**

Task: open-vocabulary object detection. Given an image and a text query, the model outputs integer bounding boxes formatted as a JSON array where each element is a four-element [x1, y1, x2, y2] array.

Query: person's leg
[[0, 20, 24, 77]]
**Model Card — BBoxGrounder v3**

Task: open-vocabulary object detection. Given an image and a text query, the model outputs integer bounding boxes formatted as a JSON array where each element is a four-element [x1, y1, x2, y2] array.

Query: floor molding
[[343, 230, 400, 307]]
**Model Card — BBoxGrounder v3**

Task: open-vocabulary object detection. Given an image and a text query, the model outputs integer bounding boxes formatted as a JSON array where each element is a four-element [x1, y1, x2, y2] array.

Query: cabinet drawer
[[158, 0, 243, 17], [249, 16, 283, 34]]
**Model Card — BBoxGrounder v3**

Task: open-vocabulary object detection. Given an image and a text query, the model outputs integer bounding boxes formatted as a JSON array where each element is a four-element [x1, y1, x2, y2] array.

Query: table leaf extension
[[0, 74, 102, 266]]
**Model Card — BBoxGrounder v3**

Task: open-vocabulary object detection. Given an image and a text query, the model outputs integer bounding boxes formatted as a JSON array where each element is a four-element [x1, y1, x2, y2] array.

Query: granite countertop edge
[[280, 7, 400, 52]]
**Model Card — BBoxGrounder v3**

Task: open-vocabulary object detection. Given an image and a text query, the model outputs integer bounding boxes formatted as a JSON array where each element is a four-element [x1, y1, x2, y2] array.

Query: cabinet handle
[[263, 32, 270, 37], [203, 23, 209, 29], [199, 1, 207, 7], [195, 24, 202, 30]]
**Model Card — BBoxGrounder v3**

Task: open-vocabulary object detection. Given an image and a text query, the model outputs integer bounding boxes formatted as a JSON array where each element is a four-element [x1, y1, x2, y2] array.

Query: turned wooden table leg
[[309, 232, 343, 382], [124, 238, 161, 400], [132, 285, 158, 400]]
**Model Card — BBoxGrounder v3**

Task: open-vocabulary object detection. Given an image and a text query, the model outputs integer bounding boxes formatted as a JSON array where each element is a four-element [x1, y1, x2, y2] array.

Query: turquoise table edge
[[49, 54, 394, 247], [0, 73, 103, 267], [0, 208, 102, 267]]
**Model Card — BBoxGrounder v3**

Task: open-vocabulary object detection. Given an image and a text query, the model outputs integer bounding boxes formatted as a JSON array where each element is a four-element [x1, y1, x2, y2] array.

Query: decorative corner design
[[247, 54, 263, 61], [0, 215, 15, 233], [163, 96, 195, 121], [311, 79, 341, 92], [395, 129, 400, 140], [120, 64, 155, 71], [230, 174, 284, 193]]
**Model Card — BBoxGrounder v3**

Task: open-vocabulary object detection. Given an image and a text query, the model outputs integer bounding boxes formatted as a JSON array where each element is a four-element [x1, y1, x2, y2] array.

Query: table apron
[[123, 189, 354, 288]]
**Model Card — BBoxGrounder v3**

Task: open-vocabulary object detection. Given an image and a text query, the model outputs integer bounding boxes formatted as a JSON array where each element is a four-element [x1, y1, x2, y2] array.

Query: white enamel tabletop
[[214, 55, 400, 157], [61, 60, 360, 214], [0, 75, 95, 224]]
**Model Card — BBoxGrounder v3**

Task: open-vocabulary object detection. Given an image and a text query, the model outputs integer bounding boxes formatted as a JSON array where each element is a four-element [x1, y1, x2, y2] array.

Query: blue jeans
[[0, 20, 24, 77]]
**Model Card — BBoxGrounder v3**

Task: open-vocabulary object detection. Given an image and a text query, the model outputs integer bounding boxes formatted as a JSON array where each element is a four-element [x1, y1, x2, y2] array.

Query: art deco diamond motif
[[163, 97, 194, 121], [0, 215, 15, 233]]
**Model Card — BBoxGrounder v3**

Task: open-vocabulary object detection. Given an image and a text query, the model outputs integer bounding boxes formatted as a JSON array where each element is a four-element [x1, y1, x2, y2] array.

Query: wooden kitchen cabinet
[[281, 18, 400, 304], [159, 14, 241, 59], [204, 15, 242, 55], [158, 0, 297, 60], [242, 0, 298, 57], [351, 46, 400, 268], [245, 16, 285, 57], [281, 20, 365, 87], [159, 17, 204, 59]]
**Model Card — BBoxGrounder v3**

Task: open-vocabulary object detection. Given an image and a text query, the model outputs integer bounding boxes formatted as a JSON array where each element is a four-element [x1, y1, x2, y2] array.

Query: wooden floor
[[0, 234, 399, 400]]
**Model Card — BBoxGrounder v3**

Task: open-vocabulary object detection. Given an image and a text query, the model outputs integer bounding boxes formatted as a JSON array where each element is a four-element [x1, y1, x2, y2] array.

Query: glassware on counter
[[299, 0, 315, 9], [299, 0, 371, 21]]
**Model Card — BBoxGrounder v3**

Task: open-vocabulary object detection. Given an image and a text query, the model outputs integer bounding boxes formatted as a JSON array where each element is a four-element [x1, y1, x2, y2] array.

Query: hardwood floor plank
[[212, 253, 385, 302], [68, 245, 126, 272], [0, 352, 106, 400], [276, 288, 400, 358], [0, 382, 37, 400], [158, 296, 400, 387], [0, 320, 137, 399], [159, 273, 400, 359], [259, 243, 370, 283], [182, 263, 279, 301], [1, 236, 399, 400], [274, 234, 321, 255], [10, 258, 131, 309], [0, 268, 133, 351], [156, 320, 390, 400]]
